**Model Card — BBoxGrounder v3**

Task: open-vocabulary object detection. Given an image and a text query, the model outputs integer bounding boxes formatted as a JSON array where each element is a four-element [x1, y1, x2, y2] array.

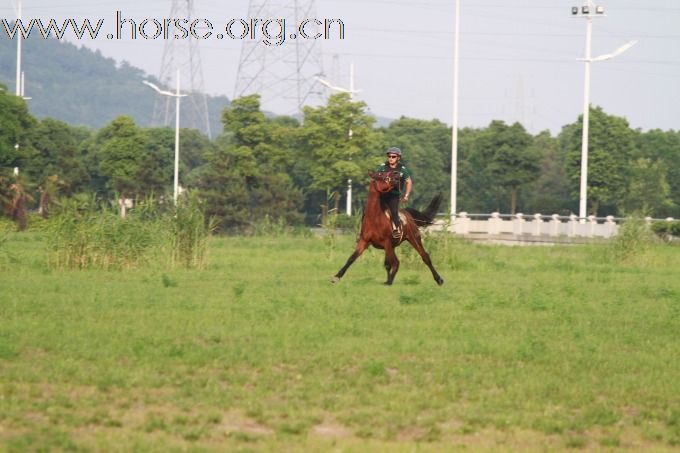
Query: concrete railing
[[429, 213, 677, 244]]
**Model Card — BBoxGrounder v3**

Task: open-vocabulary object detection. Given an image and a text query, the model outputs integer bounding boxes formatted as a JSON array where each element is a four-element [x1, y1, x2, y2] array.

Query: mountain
[[0, 35, 229, 136], [0, 35, 397, 135]]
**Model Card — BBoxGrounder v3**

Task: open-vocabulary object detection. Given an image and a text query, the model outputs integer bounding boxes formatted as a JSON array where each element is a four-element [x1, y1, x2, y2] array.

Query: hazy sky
[[3, 0, 679, 134]]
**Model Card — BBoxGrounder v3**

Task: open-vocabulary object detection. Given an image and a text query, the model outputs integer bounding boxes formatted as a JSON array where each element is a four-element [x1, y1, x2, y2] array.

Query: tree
[[523, 130, 573, 215], [139, 127, 175, 197], [299, 93, 382, 215], [382, 117, 450, 207], [198, 95, 303, 230], [95, 116, 147, 206], [456, 126, 486, 212], [623, 158, 675, 215], [561, 106, 635, 216], [0, 87, 36, 173], [7, 176, 33, 231], [0, 87, 38, 222], [28, 118, 89, 196], [460, 121, 537, 213], [634, 129, 680, 217]]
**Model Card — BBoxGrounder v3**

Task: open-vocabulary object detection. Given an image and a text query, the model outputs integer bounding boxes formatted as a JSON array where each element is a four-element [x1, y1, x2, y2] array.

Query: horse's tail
[[405, 192, 443, 227]]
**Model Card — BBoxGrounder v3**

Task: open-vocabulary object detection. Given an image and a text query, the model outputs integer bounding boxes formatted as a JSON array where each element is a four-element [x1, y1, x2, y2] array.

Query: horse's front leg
[[332, 239, 368, 283], [383, 242, 400, 285]]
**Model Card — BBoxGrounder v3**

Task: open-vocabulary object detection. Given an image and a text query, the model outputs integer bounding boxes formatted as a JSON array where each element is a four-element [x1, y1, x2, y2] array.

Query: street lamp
[[315, 63, 361, 216], [143, 69, 187, 204], [14, 144, 19, 176], [450, 0, 461, 221], [572, 1, 636, 220], [15, 0, 22, 97]]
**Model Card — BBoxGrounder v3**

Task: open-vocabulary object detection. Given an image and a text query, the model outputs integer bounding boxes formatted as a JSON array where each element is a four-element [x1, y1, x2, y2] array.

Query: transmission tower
[[152, 0, 211, 138], [234, 0, 326, 115]]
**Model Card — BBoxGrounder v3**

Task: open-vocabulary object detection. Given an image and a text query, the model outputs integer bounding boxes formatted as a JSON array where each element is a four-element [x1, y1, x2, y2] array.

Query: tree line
[[2, 85, 680, 232]]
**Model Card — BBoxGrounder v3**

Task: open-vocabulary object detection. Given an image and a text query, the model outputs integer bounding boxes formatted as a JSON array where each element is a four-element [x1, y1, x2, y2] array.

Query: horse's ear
[[368, 171, 376, 178]]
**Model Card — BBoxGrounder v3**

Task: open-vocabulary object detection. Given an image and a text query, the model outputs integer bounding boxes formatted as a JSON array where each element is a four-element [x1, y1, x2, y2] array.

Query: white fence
[[429, 212, 676, 244]]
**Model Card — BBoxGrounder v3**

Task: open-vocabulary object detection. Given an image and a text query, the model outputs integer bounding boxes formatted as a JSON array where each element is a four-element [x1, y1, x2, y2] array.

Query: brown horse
[[332, 171, 444, 286]]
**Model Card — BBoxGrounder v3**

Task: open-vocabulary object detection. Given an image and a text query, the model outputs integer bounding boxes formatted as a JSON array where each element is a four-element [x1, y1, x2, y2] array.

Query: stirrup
[[392, 226, 402, 239]]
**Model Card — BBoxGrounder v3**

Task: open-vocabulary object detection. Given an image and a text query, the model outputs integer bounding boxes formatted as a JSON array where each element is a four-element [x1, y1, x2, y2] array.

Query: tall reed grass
[[166, 194, 216, 269], [45, 193, 214, 270], [46, 197, 159, 270]]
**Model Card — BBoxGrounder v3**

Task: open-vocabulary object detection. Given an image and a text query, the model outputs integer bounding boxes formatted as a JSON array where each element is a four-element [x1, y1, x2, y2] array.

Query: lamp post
[[450, 0, 461, 221], [143, 69, 187, 204], [14, 144, 19, 177], [572, 2, 636, 219], [15, 0, 22, 97], [315, 63, 361, 216]]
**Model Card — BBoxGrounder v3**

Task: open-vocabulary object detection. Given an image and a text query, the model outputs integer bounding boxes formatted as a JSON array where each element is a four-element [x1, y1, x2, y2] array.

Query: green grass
[[1, 231, 680, 451]]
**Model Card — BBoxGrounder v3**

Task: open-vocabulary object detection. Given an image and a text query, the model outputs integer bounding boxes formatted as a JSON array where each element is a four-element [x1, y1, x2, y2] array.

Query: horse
[[332, 170, 444, 286]]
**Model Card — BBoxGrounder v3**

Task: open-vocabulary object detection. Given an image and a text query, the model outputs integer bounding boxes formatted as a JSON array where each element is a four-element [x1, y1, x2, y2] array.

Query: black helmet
[[386, 147, 402, 156]]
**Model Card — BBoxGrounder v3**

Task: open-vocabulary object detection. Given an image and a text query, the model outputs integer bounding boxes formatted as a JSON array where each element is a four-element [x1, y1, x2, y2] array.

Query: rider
[[375, 147, 412, 238]]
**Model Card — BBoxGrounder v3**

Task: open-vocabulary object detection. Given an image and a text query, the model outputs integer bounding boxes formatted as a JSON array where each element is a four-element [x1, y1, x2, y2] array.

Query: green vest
[[375, 162, 412, 196]]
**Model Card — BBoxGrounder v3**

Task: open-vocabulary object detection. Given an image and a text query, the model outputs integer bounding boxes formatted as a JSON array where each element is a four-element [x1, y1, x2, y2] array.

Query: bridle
[[369, 171, 400, 193]]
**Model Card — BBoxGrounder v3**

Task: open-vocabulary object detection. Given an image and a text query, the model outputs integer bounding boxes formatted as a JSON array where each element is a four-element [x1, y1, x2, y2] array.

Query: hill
[[0, 35, 229, 135]]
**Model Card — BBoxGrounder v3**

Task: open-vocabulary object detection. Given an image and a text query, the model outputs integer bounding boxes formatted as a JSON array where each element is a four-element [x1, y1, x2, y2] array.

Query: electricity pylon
[[233, 0, 326, 114], [152, 0, 211, 138]]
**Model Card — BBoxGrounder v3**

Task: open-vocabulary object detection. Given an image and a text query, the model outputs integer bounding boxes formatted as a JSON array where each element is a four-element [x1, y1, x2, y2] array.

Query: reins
[[369, 171, 400, 193]]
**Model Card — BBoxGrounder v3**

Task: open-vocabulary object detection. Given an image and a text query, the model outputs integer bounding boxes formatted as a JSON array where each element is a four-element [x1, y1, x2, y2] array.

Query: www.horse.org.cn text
[[1, 11, 345, 46]]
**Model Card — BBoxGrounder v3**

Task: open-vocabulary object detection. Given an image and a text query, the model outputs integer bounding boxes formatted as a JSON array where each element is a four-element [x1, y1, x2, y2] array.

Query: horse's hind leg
[[332, 239, 368, 283], [407, 234, 444, 286]]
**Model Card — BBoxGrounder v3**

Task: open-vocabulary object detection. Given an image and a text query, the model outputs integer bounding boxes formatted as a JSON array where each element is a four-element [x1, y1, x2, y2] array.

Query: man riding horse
[[375, 147, 412, 238], [332, 147, 444, 286]]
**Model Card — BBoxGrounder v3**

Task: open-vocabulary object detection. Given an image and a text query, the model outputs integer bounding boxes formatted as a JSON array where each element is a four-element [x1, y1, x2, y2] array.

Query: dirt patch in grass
[[312, 420, 353, 438], [218, 410, 274, 437]]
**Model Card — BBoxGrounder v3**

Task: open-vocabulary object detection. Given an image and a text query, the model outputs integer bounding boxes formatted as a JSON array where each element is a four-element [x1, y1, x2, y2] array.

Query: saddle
[[383, 209, 406, 239], [383, 209, 406, 224]]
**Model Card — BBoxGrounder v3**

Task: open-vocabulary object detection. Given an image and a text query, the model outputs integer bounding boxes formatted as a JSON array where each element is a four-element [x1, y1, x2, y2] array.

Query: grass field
[[1, 229, 680, 451]]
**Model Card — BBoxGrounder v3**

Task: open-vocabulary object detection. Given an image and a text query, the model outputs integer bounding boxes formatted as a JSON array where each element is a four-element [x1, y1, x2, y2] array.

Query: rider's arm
[[403, 178, 412, 200]]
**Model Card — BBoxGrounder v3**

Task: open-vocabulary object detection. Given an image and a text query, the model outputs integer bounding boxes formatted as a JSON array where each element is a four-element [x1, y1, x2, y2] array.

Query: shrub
[[609, 216, 657, 261], [650, 220, 680, 242], [253, 215, 289, 237]]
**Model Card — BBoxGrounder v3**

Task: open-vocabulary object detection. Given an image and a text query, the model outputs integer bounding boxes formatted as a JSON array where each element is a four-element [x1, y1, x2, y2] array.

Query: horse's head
[[368, 170, 400, 193]]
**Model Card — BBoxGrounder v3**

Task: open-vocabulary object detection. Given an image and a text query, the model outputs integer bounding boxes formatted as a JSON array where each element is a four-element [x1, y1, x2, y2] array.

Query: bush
[[609, 216, 657, 261], [650, 220, 680, 241], [252, 215, 290, 237], [333, 213, 360, 231]]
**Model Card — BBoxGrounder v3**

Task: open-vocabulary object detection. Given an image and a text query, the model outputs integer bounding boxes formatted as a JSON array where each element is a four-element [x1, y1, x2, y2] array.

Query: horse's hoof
[[436, 277, 444, 286], [331, 276, 341, 284], [383, 281, 393, 286]]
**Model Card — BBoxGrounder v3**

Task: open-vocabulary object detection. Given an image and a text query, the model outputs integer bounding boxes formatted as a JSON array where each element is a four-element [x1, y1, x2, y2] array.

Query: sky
[[2, 0, 680, 134]]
